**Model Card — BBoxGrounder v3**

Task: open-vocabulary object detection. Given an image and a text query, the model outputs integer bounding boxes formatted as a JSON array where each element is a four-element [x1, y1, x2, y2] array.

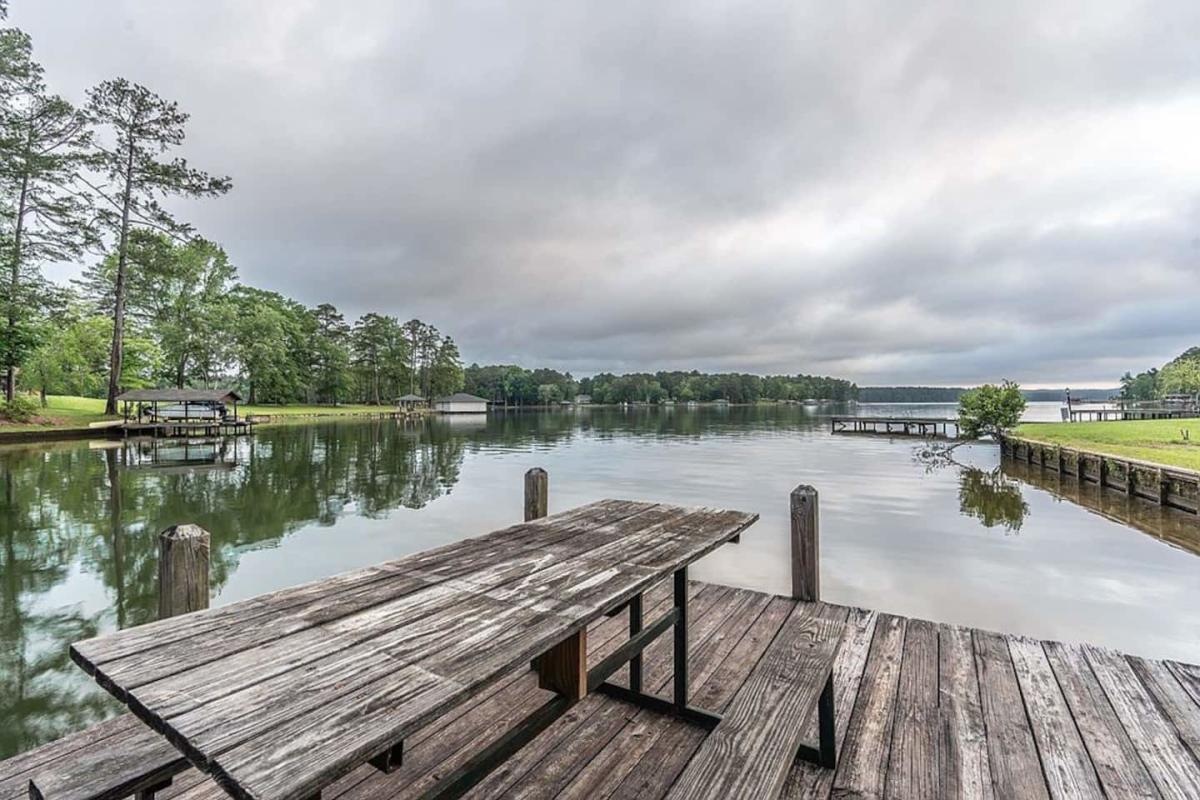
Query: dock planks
[[27, 580, 1200, 800]]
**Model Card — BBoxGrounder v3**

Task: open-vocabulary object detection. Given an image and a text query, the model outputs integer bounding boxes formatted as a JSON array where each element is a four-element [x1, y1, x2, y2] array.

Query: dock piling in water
[[158, 524, 211, 619], [524, 468, 549, 521], [791, 485, 820, 601]]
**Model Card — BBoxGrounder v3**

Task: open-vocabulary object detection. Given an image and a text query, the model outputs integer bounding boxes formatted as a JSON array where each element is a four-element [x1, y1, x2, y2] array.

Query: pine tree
[[83, 78, 230, 413], [0, 21, 95, 400]]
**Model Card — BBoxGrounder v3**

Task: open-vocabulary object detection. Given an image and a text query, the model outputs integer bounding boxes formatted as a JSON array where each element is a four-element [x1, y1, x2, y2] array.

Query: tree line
[[0, 7, 465, 411], [464, 365, 857, 406], [1120, 347, 1200, 402]]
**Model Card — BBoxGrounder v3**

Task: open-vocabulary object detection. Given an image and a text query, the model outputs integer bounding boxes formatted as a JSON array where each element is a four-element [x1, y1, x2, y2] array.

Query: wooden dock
[[6, 475, 1200, 799], [1068, 405, 1196, 422], [33, 579, 1193, 800], [830, 416, 959, 438], [119, 419, 254, 438]]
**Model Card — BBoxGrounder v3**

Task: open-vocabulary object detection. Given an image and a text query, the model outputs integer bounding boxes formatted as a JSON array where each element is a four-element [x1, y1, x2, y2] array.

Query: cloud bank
[[17, 0, 1200, 385]]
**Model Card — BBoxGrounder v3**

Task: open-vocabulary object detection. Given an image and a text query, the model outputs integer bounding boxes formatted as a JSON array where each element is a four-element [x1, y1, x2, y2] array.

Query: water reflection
[[0, 421, 466, 756], [1002, 459, 1200, 557], [958, 467, 1030, 534], [0, 403, 1197, 758]]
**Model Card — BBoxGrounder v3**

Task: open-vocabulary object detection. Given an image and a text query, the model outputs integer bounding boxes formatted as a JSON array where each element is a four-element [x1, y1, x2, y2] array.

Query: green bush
[[1, 394, 41, 423], [958, 381, 1026, 440]]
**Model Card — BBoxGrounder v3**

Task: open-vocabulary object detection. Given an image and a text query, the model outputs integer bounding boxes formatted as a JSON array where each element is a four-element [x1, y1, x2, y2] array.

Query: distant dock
[[1067, 405, 1196, 422], [830, 416, 959, 438]]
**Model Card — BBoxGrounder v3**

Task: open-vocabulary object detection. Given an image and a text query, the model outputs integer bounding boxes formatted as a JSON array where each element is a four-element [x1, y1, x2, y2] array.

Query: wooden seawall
[[1002, 435, 1200, 516]]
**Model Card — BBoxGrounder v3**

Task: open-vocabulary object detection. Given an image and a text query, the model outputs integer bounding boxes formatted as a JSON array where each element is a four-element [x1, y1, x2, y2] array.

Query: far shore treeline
[[858, 386, 1116, 403], [463, 366, 857, 406]]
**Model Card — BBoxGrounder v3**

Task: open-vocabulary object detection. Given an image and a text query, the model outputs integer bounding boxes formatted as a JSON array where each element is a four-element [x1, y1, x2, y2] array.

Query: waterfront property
[[1002, 434, 1200, 516], [395, 393, 425, 411], [433, 392, 489, 414], [1066, 396, 1198, 422], [1014, 417, 1200, 471], [6, 476, 1200, 799], [116, 388, 253, 438]]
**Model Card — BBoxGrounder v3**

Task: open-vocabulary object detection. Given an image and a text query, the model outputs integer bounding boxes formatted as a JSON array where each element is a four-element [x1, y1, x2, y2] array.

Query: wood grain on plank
[[72, 500, 649, 670], [664, 604, 844, 800], [1129, 657, 1200, 761], [1085, 646, 1200, 799], [973, 630, 1050, 799], [830, 612, 906, 799], [936, 624, 993, 800], [1006, 637, 1103, 799], [26, 720, 185, 800], [1042, 641, 1158, 800], [782, 607, 879, 800], [141, 504, 749, 800], [885, 618, 940, 799], [332, 581, 694, 800]]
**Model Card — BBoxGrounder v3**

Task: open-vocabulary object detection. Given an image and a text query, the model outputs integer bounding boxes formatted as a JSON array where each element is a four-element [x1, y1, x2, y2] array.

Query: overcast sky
[[13, 1, 1200, 386]]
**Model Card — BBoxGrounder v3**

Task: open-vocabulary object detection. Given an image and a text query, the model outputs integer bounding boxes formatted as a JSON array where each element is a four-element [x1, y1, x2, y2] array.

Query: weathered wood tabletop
[[69, 500, 757, 800]]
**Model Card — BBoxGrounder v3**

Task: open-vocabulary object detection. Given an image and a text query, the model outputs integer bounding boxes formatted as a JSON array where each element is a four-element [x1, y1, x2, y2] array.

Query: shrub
[[1, 394, 41, 423]]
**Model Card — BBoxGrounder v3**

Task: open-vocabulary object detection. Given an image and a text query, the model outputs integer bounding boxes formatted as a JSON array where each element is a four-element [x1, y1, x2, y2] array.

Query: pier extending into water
[[830, 415, 959, 438], [5, 472, 1200, 799], [1067, 406, 1196, 422], [1002, 435, 1200, 516]]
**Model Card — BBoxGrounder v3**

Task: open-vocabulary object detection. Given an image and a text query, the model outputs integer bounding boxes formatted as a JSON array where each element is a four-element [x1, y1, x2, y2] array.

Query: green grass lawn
[[0, 395, 116, 433], [241, 403, 400, 417], [0, 395, 408, 436], [1014, 418, 1200, 471]]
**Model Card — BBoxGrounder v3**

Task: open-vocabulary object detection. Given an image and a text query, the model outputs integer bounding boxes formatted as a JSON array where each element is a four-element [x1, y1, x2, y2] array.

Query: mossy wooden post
[[790, 485, 819, 602], [159, 524, 210, 619], [525, 467, 548, 521]]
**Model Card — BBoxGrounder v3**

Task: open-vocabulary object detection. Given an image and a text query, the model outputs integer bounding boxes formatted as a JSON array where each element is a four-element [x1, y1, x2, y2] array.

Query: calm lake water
[[2, 401, 1198, 757]]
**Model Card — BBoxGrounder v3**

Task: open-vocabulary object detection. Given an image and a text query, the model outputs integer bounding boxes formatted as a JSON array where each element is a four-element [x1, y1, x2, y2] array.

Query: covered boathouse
[[116, 388, 253, 437]]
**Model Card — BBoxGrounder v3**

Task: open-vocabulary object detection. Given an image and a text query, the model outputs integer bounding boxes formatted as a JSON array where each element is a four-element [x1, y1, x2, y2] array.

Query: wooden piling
[[524, 467, 548, 521], [158, 524, 210, 619], [790, 485, 819, 601]]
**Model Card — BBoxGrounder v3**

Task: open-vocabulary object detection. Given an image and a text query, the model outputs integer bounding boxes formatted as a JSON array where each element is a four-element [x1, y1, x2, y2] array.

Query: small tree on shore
[[958, 380, 1026, 440]]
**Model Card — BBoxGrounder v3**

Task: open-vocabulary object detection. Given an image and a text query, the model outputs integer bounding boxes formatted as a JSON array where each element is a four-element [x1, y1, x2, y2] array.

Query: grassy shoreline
[[1014, 418, 1200, 471], [0, 395, 419, 438]]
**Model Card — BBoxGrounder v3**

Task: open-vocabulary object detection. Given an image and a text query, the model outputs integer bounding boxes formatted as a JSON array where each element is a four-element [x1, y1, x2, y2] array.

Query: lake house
[[433, 392, 488, 414]]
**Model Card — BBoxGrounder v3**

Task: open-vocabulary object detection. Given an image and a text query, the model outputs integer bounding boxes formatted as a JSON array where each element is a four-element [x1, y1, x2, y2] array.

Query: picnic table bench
[[60, 500, 766, 800]]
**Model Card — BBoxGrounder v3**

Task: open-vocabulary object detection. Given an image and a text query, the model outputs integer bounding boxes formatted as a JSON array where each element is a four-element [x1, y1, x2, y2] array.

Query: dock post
[[158, 524, 210, 619], [790, 485, 819, 602], [525, 467, 548, 521], [1158, 470, 1169, 506]]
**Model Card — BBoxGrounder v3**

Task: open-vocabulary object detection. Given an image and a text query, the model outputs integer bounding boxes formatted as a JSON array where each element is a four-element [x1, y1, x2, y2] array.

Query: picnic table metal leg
[[795, 670, 837, 769], [135, 779, 172, 800], [593, 567, 722, 731], [673, 566, 688, 712], [369, 741, 404, 773], [629, 592, 643, 694]]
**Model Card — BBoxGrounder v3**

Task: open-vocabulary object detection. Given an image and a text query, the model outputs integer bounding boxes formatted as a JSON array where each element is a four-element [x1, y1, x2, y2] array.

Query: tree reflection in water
[[958, 467, 1031, 533], [0, 419, 466, 757]]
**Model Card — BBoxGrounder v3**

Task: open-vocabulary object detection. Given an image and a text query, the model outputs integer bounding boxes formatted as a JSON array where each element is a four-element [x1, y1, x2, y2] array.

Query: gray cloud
[[17, 0, 1200, 385]]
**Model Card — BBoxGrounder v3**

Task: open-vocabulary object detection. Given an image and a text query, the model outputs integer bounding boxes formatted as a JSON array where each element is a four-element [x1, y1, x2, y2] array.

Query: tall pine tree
[[0, 15, 95, 400], [83, 79, 230, 413]]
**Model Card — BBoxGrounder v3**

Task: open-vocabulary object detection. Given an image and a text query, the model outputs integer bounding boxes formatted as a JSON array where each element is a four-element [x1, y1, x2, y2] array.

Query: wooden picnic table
[[68, 500, 757, 800]]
